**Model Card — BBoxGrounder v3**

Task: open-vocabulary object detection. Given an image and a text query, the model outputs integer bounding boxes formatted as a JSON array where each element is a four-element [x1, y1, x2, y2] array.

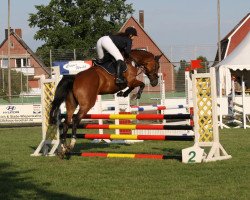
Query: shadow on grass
[[0, 162, 92, 200], [74, 141, 131, 151], [30, 140, 182, 161], [72, 143, 183, 161]]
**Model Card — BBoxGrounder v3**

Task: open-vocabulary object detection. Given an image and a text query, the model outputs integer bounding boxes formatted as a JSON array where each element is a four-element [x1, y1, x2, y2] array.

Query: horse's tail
[[49, 75, 75, 125]]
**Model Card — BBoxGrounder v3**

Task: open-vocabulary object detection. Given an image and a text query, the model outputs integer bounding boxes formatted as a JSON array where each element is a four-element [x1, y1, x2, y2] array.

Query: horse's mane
[[131, 49, 154, 56], [130, 49, 154, 60]]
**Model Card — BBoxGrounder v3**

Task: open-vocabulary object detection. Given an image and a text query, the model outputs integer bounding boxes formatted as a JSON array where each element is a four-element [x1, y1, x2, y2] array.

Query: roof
[[214, 32, 250, 71], [0, 30, 50, 75], [214, 13, 250, 64]]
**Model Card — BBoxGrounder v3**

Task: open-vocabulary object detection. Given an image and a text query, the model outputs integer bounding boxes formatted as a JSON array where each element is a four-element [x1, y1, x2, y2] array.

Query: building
[[0, 28, 50, 91], [214, 13, 250, 63], [213, 13, 250, 96], [120, 11, 175, 92]]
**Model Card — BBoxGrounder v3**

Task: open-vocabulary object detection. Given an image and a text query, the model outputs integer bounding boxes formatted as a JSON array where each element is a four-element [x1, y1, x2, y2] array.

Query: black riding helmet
[[125, 27, 137, 36]]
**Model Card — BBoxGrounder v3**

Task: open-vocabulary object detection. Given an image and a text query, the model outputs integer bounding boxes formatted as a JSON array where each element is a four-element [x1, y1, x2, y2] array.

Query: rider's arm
[[124, 39, 132, 58]]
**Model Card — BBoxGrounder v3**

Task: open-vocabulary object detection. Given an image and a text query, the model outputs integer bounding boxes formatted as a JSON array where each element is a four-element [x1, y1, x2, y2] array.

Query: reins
[[129, 50, 159, 79], [126, 57, 145, 78]]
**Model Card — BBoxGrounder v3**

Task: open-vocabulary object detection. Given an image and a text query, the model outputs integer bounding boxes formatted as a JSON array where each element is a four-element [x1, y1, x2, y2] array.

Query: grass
[[0, 127, 249, 200], [0, 91, 185, 105]]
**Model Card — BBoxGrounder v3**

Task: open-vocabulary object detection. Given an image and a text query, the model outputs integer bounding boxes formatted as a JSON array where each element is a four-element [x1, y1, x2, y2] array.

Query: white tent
[[214, 32, 250, 95]]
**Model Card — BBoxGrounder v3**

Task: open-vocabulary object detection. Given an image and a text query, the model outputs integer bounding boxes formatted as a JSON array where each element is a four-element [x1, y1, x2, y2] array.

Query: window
[[16, 58, 22, 68], [1, 58, 8, 68], [15, 58, 30, 68], [10, 42, 14, 48], [23, 58, 27, 66]]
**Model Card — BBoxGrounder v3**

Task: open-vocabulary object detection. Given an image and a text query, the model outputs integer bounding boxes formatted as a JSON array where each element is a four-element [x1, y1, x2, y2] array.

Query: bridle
[[141, 60, 160, 79], [127, 57, 159, 79]]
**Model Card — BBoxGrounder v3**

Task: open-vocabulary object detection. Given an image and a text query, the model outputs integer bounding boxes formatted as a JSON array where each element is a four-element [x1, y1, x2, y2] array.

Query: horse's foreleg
[[136, 83, 145, 99], [123, 87, 135, 97], [117, 87, 134, 97], [129, 80, 145, 99]]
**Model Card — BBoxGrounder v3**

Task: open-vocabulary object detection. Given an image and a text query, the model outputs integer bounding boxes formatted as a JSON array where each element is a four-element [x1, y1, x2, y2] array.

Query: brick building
[[120, 11, 175, 92], [0, 29, 50, 90]]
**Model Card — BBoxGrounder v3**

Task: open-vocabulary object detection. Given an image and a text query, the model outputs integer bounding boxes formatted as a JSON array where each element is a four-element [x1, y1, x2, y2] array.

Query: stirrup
[[94, 58, 104, 65], [116, 78, 126, 84]]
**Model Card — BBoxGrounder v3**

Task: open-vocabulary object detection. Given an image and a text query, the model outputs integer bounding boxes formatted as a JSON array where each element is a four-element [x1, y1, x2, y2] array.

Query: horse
[[49, 49, 162, 157]]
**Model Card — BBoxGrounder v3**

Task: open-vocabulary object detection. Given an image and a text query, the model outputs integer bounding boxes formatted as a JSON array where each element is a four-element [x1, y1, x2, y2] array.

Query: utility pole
[[8, 0, 12, 102], [217, 0, 222, 62]]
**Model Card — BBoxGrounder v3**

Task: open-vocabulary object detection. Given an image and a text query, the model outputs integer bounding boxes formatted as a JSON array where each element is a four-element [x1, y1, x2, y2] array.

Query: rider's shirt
[[109, 35, 132, 57]]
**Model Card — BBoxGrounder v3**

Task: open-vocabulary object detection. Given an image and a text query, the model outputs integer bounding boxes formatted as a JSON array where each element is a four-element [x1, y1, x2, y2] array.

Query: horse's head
[[130, 50, 162, 87], [144, 54, 162, 87]]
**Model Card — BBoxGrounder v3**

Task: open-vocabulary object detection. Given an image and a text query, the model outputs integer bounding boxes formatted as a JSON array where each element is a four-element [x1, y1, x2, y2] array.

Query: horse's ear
[[155, 54, 163, 61]]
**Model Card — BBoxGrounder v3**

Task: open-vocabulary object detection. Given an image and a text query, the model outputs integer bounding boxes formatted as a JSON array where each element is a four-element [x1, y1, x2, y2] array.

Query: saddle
[[93, 55, 127, 76]]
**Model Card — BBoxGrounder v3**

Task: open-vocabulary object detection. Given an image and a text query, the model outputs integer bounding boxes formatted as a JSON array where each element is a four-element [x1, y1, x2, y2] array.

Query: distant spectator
[[232, 75, 242, 95]]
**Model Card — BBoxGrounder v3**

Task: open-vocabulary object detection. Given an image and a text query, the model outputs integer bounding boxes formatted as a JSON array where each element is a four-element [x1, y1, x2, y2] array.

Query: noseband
[[142, 61, 159, 79], [126, 54, 160, 80]]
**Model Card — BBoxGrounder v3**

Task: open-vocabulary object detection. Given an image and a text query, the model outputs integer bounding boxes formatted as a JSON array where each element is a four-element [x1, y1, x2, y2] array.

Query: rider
[[96, 26, 137, 84]]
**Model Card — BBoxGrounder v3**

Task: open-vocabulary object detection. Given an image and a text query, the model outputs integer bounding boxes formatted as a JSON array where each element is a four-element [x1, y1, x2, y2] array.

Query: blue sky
[[0, 0, 249, 61]]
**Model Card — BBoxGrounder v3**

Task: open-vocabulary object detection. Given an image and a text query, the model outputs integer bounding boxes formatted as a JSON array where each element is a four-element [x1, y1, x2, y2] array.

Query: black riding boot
[[116, 60, 126, 84]]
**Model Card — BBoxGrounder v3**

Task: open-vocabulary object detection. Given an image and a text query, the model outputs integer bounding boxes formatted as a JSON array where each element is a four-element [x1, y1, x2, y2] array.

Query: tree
[[28, 0, 134, 66], [175, 60, 188, 92], [196, 56, 209, 73]]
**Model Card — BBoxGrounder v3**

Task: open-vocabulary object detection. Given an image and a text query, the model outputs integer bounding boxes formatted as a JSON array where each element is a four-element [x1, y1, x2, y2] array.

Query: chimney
[[5, 28, 13, 39], [139, 10, 144, 28], [15, 29, 22, 38]]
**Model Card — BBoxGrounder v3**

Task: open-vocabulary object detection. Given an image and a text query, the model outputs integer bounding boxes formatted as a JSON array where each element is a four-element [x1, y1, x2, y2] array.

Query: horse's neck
[[131, 51, 152, 65], [131, 54, 144, 65]]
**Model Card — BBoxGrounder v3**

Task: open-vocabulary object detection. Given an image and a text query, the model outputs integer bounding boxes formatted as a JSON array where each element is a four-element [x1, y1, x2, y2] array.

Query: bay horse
[[49, 49, 162, 157]]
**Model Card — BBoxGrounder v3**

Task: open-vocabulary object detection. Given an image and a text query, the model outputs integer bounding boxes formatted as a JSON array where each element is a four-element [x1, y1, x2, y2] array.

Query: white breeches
[[96, 36, 124, 61]]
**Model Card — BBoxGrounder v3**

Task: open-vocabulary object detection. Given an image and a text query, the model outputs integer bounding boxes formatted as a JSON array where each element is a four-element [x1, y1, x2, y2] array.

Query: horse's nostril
[[150, 80, 158, 87]]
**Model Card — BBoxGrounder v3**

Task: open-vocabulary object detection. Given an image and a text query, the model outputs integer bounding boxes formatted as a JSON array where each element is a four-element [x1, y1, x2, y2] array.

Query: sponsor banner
[[0, 104, 42, 124], [52, 60, 92, 75]]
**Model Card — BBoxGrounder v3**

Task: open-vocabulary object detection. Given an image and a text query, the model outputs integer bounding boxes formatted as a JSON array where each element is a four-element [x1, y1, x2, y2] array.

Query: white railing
[[15, 66, 34, 76]]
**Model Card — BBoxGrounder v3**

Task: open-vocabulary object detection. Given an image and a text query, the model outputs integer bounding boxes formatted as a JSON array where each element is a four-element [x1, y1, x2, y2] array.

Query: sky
[[0, 0, 249, 62]]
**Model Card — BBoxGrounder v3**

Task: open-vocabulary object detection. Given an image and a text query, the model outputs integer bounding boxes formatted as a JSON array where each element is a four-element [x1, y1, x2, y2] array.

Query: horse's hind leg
[[70, 103, 94, 150], [59, 92, 77, 157]]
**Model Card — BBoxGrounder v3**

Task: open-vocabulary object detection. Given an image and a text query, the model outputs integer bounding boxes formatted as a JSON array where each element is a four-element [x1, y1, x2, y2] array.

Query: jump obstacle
[[75, 152, 180, 160], [31, 67, 232, 163], [104, 105, 188, 112], [56, 70, 191, 137]]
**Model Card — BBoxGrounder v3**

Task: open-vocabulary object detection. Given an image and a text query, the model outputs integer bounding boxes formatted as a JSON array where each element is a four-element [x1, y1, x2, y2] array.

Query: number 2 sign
[[182, 146, 204, 163]]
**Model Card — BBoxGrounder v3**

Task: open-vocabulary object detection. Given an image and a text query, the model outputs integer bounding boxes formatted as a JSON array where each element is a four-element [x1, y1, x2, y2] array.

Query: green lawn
[[0, 91, 185, 105], [0, 127, 249, 200]]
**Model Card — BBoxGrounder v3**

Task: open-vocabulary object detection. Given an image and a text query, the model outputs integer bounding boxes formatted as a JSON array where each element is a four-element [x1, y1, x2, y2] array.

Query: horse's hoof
[[136, 94, 141, 99], [117, 91, 124, 97], [57, 149, 66, 159], [69, 138, 76, 150], [57, 143, 67, 159], [122, 93, 129, 97], [58, 153, 65, 159], [130, 94, 137, 100]]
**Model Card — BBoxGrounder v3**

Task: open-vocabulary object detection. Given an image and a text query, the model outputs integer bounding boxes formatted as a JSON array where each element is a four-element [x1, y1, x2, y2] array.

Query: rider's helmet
[[125, 27, 137, 36]]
